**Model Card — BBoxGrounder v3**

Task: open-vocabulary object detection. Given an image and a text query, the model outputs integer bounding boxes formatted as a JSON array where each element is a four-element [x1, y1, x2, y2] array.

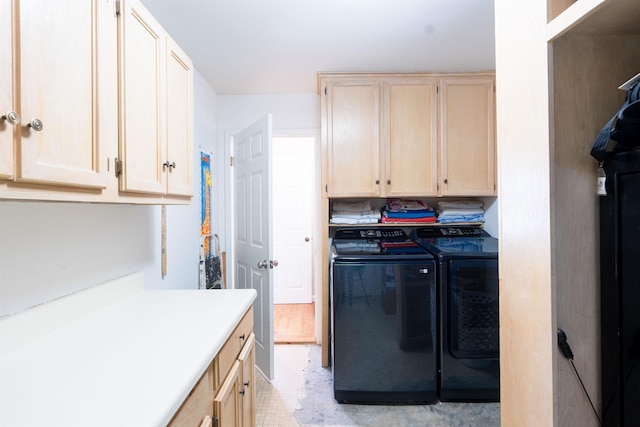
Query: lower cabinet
[[214, 334, 256, 427], [167, 307, 255, 427]]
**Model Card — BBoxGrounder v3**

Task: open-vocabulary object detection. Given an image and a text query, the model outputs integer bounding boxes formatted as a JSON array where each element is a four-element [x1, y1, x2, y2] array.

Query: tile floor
[[255, 344, 501, 427]]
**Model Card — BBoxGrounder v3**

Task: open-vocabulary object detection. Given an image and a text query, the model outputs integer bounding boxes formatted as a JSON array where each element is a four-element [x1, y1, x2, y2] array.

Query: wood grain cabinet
[[168, 307, 255, 427], [118, 0, 193, 199], [319, 73, 495, 198], [0, 0, 112, 189], [439, 76, 496, 196]]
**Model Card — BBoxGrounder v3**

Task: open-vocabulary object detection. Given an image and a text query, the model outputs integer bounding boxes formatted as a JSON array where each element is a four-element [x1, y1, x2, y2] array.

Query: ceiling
[[140, 0, 496, 95]]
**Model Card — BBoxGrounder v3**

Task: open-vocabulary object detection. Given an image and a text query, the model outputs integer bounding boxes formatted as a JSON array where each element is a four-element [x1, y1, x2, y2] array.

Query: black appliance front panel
[[601, 152, 640, 427], [439, 258, 500, 401], [331, 259, 437, 404]]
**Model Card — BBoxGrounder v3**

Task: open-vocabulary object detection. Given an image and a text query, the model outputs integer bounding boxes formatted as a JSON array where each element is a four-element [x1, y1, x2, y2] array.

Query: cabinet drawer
[[216, 307, 254, 390], [168, 363, 213, 427]]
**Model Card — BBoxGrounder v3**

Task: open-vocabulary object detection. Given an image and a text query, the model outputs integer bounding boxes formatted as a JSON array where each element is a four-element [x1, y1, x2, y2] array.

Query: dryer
[[412, 226, 499, 402]]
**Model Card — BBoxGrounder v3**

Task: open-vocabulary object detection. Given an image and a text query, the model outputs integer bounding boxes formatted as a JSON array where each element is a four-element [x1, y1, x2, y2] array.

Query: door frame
[[224, 128, 322, 345]]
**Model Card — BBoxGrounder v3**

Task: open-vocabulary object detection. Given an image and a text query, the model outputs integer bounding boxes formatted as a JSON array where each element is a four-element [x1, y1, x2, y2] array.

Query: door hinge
[[230, 156, 235, 167], [114, 158, 123, 177], [115, 0, 121, 16]]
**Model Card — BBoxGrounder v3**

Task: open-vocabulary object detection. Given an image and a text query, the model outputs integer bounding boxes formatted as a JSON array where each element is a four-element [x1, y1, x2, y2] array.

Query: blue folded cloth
[[384, 210, 435, 219]]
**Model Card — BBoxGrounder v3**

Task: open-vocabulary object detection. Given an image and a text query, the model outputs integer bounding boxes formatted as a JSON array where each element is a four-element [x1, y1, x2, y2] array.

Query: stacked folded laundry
[[330, 200, 381, 224], [381, 198, 436, 224], [436, 200, 485, 223]]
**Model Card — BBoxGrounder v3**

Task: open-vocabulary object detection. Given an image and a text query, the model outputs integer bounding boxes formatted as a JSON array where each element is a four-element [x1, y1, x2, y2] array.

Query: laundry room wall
[[0, 70, 219, 317]]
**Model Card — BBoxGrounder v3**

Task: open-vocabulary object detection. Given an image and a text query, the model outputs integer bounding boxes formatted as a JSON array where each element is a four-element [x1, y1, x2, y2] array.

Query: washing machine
[[412, 226, 499, 402], [330, 228, 438, 404]]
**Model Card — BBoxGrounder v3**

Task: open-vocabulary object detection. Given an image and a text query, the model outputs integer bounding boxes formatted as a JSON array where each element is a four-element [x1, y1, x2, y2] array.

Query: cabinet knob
[[162, 161, 176, 170], [1, 111, 20, 126], [244, 381, 250, 388], [375, 180, 380, 185], [387, 179, 391, 185], [443, 178, 448, 184], [27, 117, 43, 131]]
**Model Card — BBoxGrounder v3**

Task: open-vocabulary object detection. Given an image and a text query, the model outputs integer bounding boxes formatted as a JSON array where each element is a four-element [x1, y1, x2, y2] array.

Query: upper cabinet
[[383, 77, 439, 197], [0, 0, 14, 179], [439, 76, 496, 196], [324, 78, 381, 197], [118, 0, 193, 199], [0, 0, 193, 203], [1, 0, 111, 190], [319, 72, 496, 199]]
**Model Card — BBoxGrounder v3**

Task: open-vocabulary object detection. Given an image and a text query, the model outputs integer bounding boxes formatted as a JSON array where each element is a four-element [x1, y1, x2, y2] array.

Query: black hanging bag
[[591, 80, 640, 161]]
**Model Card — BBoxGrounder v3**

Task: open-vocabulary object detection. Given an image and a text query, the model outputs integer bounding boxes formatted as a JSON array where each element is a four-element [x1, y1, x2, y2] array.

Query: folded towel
[[437, 208, 485, 216], [331, 210, 381, 219], [332, 200, 372, 212], [437, 200, 484, 209], [437, 213, 485, 223], [330, 217, 379, 224]]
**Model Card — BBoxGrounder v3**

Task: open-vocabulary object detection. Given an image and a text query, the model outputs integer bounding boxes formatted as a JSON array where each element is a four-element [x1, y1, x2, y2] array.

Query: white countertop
[[0, 277, 256, 427]]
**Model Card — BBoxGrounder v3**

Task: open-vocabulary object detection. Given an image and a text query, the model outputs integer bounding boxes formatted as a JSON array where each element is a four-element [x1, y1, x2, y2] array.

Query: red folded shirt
[[380, 216, 436, 223]]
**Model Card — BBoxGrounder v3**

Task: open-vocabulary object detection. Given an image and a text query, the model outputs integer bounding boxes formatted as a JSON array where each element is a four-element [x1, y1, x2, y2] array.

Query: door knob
[[305, 237, 310, 242], [1, 111, 20, 125], [257, 260, 268, 269], [270, 259, 279, 269]]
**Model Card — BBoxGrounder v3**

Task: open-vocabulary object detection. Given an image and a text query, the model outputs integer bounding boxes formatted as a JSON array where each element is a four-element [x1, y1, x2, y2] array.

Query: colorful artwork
[[201, 152, 211, 238], [200, 151, 223, 289]]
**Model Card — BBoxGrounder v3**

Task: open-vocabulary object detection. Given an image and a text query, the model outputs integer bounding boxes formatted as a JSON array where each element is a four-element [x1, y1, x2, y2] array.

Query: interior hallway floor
[[255, 344, 501, 427]]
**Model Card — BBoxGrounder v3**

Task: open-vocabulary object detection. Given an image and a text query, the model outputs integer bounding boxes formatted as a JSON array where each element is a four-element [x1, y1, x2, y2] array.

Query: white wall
[[0, 70, 218, 317], [214, 93, 321, 249]]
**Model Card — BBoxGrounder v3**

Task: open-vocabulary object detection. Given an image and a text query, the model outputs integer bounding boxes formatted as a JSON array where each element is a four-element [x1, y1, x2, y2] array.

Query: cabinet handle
[[387, 179, 391, 185], [27, 117, 43, 131], [162, 161, 176, 170], [1, 111, 20, 125], [244, 381, 250, 388], [239, 389, 245, 396], [239, 334, 245, 340]]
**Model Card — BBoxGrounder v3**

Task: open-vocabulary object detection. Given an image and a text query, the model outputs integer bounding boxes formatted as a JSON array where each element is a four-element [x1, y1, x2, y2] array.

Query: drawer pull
[[239, 334, 245, 340]]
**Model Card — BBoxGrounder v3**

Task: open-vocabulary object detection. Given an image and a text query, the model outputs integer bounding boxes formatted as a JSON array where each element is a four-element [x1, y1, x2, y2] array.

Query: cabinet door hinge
[[114, 158, 123, 177], [212, 416, 219, 427], [325, 184, 328, 193], [324, 86, 327, 96], [230, 156, 235, 167], [115, 0, 121, 15]]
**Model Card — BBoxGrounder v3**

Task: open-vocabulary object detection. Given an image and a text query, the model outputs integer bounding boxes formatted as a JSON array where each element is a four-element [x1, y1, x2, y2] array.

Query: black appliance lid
[[332, 228, 434, 259], [414, 227, 490, 238], [412, 227, 498, 258]]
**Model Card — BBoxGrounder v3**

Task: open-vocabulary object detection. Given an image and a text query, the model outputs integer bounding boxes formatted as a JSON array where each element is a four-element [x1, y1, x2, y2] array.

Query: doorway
[[272, 135, 317, 343]]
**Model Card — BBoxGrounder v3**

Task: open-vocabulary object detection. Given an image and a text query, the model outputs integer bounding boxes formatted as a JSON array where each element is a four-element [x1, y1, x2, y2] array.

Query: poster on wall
[[200, 151, 223, 289]]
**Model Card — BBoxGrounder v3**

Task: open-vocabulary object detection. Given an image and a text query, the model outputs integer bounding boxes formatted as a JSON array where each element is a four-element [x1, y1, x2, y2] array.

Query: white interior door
[[232, 114, 274, 380], [273, 136, 314, 304]]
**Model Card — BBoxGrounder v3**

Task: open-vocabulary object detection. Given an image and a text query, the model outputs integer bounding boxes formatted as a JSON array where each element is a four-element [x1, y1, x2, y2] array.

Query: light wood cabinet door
[[325, 79, 380, 197], [383, 78, 438, 197], [239, 333, 256, 427], [15, 0, 108, 189], [165, 36, 193, 197], [439, 76, 496, 196], [0, 0, 14, 180], [119, 0, 166, 195], [214, 360, 241, 427]]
